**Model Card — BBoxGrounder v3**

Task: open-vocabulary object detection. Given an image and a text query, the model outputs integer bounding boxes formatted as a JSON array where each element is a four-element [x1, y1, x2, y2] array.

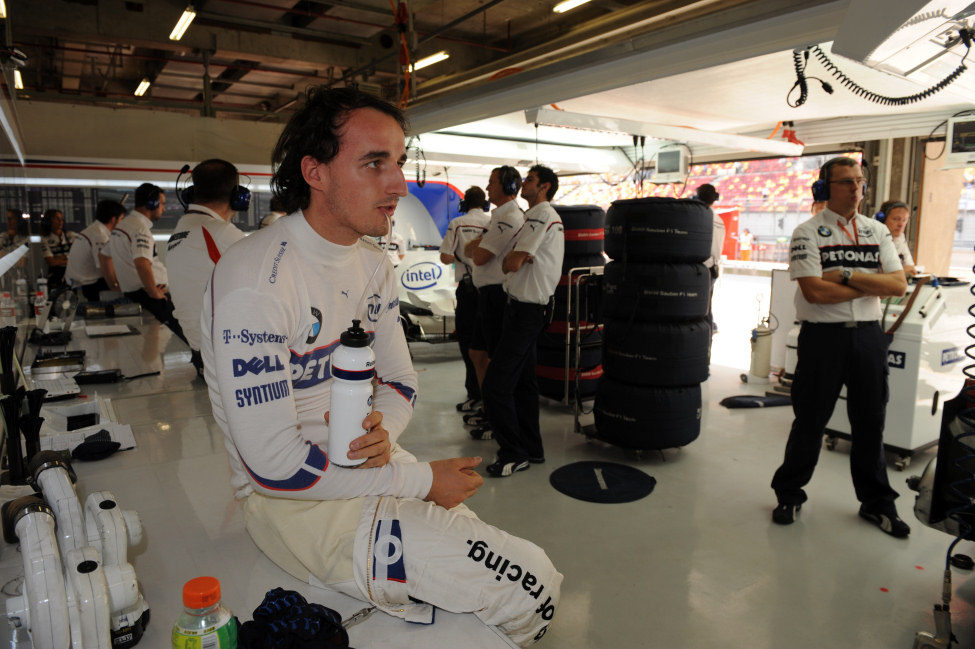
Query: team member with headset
[[40, 209, 76, 289], [875, 200, 917, 277], [100, 183, 189, 346], [66, 199, 125, 301], [166, 159, 248, 377], [771, 156, 909, 537], [440, 186, 491, 413], [463, 166, 525, 439], [481, 165, 564, 477]]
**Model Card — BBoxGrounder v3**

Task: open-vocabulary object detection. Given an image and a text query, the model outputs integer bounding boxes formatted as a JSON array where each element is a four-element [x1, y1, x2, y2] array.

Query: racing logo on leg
[[373, 519, 406, 583]]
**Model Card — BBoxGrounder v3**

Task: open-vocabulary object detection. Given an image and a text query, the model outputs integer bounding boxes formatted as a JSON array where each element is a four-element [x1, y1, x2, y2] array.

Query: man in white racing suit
[[202, 86, 561, 646]]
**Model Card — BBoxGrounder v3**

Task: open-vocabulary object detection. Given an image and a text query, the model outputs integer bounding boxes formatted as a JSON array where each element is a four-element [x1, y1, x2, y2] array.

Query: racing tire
[[537, 320, 602, 350], [605, 197, 712, 263], [537, 363, 603, 400], [602, 318, 710, 386], [602, 261, 709, 322], [593, 377, 701, 449], [555, 204, 605, 257]]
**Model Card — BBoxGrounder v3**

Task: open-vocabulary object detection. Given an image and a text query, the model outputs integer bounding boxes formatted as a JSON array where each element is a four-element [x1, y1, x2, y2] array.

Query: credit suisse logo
[[401, 261, 443, 291]]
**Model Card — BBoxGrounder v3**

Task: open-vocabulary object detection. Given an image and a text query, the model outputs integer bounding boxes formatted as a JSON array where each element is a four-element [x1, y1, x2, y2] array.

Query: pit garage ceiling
[[1, 0, 973, 168]]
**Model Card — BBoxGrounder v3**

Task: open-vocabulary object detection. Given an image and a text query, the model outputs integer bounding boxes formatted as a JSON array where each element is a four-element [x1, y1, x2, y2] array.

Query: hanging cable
[[789, 29, 972, 108], [407, 136, 426, 188]]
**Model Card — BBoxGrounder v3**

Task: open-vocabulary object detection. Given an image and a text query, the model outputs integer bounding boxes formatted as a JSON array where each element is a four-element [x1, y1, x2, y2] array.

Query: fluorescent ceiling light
[[525, 107, 804, 157], [13, 70, 22, 90], [169, 5, 197, 41], [553, 0, 591, 13], [134, 78, 151, 97], [412, 51, 450, 71], [0, 1, 7, 19]]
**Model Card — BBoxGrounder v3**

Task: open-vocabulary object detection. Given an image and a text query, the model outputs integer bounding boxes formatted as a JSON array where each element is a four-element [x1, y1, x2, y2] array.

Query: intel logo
[[401, 262, 443, 290]]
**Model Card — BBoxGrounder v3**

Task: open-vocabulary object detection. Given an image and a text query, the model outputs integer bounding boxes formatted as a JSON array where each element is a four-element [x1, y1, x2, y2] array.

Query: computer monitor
[[653, 148, 687, 184], [945, 115, 975, 169]]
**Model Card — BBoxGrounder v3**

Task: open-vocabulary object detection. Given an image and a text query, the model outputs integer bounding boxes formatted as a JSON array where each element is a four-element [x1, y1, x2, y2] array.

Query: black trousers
[[124, 289, 189, 347], [771, 321, 898, 511], [79, 278, 109, 302], [455, 277, 480, 400], [470, 284, 506, 356], [482, 299, 547, 463]]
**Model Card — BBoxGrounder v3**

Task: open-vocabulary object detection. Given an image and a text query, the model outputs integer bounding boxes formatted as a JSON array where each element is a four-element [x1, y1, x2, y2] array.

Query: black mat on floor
[[720, 394, 792, 408], [549, 461, 656, 504]]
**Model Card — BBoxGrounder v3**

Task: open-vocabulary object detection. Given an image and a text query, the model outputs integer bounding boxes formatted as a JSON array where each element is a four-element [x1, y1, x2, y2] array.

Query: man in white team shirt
[[100, 183, 188, 346], [65, 199, 124, 301], [771, 157, 909, 537], [876, 200, 917, 277], [202, 86, 561, 646], [462, 167, 525, 439], [481, 165, 563, 477], [166, 159, 247, 377], [439, 186, 490, 413]]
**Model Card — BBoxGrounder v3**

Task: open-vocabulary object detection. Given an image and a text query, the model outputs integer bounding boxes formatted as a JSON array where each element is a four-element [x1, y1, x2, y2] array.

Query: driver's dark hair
[[271, 86, 407, 214]]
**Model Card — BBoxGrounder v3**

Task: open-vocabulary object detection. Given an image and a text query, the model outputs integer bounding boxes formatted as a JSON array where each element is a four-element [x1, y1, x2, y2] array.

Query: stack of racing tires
[[594, 197, 713, 450], [536, 205, 606, 402]]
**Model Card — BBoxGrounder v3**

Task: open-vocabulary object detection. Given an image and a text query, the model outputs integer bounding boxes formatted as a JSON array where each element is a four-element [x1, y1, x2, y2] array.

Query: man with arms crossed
[[771, 157, 908, 537], [202, 87, 561, 645]]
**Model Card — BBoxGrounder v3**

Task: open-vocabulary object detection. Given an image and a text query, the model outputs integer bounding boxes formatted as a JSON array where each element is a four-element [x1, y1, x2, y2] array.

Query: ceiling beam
[[406, 0, 849, 133], [5, 0, 368, 69]]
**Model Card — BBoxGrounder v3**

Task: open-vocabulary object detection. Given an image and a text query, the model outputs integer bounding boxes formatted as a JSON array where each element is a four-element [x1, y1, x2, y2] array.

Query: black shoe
[[772, 503, 800, 525], [469, 425, 493, 440], [456, 398, 481, 412], [463, 411, 487, 427], [486, 459, 529, 477], [529, 456, 545, 464], [859, 507, 911, 538]]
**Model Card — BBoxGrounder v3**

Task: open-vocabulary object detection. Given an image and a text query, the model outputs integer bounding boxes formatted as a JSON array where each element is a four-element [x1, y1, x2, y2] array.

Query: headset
[[176, 161, 252, 212], [874, 200, 908, 223], [810, 156, 868, 202], [144, 191, 161, 211], [497, 165, 521, 197]]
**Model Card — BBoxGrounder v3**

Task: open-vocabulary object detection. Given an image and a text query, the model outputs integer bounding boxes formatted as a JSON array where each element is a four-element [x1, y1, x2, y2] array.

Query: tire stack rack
[[592, 197, 714, 452], [536, 205, 607, 405]]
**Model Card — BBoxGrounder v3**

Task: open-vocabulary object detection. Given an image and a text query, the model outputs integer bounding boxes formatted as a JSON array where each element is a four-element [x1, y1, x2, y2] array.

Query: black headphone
[[497, 166, 521, 197], [177, 162, 251, 212]]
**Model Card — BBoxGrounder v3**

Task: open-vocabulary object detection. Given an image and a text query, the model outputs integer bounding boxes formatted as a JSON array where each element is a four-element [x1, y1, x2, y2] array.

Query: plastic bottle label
[[171, 621, 237, 649]]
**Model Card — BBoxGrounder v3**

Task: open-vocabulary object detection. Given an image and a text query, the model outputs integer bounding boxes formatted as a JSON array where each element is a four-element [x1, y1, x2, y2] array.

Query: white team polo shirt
[[166, 204, 246, 351], [789, 207, 902, 323], [475, 200, 524, 288], [102, 211, 167, 293], [66, 221, 111, 286], [504, 201, 564, 304], [892, 233, 914, 266], [439, 208, 490, 281]]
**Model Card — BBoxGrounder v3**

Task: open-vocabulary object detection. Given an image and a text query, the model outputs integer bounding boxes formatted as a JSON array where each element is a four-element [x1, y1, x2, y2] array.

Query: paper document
[[40, 422, 136, 453], [85, 324, 133, 336]]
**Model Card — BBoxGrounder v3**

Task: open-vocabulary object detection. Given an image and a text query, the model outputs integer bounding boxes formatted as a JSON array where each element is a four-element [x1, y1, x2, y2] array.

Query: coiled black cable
[[810, 41, 971, 106]]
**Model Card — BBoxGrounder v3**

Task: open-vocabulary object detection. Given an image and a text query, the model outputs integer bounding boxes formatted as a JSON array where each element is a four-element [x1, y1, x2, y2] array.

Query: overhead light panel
[[524, 107, 805, 157], [412, 51, 450, 71], [134, 77, 151, 97], [13, 70, 22, 90], [169, 5, 197, 41], [553, 0, 591, 13]]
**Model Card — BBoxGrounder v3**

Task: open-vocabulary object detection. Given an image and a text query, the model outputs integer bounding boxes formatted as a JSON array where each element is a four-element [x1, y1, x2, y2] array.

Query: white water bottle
[[328, 319, 374, 468]]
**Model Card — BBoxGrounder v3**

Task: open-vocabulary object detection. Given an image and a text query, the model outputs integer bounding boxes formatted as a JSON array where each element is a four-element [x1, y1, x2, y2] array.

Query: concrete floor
[[3, 271, 973, 648]]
